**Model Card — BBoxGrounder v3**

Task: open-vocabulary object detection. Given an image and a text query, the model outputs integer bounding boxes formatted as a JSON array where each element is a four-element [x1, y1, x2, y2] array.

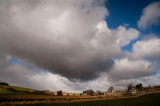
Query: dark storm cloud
[[0, 0, 139, 81]]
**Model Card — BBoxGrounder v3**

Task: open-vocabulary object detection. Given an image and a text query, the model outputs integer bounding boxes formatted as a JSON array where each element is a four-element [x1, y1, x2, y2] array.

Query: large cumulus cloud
[[0, 0, 139, 81], [0, 51, 159, 92]]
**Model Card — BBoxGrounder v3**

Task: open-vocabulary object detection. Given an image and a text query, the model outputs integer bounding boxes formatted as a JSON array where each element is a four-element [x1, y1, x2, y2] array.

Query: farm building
[[67, 93, 74, 96], [62, 92, 68, 96]]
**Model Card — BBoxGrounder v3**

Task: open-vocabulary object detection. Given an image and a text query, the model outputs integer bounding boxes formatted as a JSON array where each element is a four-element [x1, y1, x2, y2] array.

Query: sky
[[0, 0, 160, 93]]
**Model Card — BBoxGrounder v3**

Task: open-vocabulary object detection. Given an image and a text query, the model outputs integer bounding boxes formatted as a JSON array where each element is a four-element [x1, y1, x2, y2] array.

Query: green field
[[0, 85, 35, 95], [25, 93, 160, 106]]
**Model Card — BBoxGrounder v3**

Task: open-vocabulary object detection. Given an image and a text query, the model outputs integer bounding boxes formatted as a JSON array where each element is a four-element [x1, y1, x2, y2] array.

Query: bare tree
[[127, 84, 133, 92]]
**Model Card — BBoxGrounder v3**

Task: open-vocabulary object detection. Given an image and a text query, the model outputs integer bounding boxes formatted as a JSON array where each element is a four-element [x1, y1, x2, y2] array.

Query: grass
[[0, 88, 19, 95], [9, 86, 34, 92], [0, 85, 35, 95], [25, 93, 160, 106]]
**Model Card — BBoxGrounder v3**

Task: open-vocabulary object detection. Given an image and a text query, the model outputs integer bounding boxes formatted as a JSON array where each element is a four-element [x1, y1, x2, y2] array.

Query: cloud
[[138, 1, 160, 29], [0, 52, 159, 92], [0, 52, 77, 92], [138, 74, 160, 86], [106, 35, 160, 88], [105, 35, 160, 89], [1, 0, 158, 92], [130, 36, 160, 61], [0, 0, 139, 81], [107, 74, 160, 90], [0, 52, 113, 92], [108, 58, 157, 81]]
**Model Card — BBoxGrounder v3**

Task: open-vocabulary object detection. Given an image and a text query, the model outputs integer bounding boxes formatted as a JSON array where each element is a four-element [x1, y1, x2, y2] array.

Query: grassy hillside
[[0, 85, 35, 95], [26, 93, 160, 106]]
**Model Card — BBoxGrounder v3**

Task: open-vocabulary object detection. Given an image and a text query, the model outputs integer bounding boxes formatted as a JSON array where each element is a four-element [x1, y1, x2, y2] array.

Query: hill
[[0, 85, 35, 95]]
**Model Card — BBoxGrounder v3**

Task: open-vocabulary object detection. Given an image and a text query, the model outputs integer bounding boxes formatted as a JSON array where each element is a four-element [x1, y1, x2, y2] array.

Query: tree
[[57, 90, 63, 96], [136, 83, 143, 91], [139, 83, 143, 91], [95, 91, 102, 95], [127, 84, 133, 92], [108, 86, 114, 92], [85, 89, 94, 96]]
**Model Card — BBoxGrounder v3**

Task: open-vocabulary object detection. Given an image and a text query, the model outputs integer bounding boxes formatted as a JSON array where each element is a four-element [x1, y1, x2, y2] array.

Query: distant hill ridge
[[0, 82, 36, 95], [0, 82, 9, 86], [0, 82, 75, 96]]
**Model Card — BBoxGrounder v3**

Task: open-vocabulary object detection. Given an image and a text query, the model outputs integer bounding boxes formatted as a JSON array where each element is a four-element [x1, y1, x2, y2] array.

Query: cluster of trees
[[127, 83, 160, 92], [127, 83, 143, 92], [82, 89, 104, 96], [136, 83, 143, 91], [143, 85, 160, 92], [95, 91, 103, 95], [82, 89, 94, 96], [126, 83, 160, 95], [57, 90, 63, 96], [124, 83, 143, 96]]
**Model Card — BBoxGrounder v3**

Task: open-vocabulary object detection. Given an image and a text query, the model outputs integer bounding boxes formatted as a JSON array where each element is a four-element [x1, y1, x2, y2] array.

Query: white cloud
[[131, 36, 160, 61], [107, 74, 160, 90], [138, 74, 160, 86], [138, 1, 160, 29], [108, 58, 156, 80], [0, 0, 139, 81]]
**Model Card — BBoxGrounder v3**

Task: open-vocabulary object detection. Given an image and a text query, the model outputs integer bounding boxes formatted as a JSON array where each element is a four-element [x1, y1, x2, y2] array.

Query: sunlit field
[[25, 93, 160, 106]]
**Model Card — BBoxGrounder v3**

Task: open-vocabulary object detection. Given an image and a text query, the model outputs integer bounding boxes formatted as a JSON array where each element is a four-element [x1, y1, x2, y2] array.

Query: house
[[53, 92, 57, 95], [131, 91, 137, 95], [81, 93, 87, 95], [107, 92, 113, 95], [44, 90, 50, 95], [112, 90, 116, 95], [105, 89, 117, 95], [67, 93, 74, 96], [115, 90, 124, 96], [105, 89, 123, 96], [103, 92, 107, 95], [62, 92, 67, 96], [131, 88, 137, 95]]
